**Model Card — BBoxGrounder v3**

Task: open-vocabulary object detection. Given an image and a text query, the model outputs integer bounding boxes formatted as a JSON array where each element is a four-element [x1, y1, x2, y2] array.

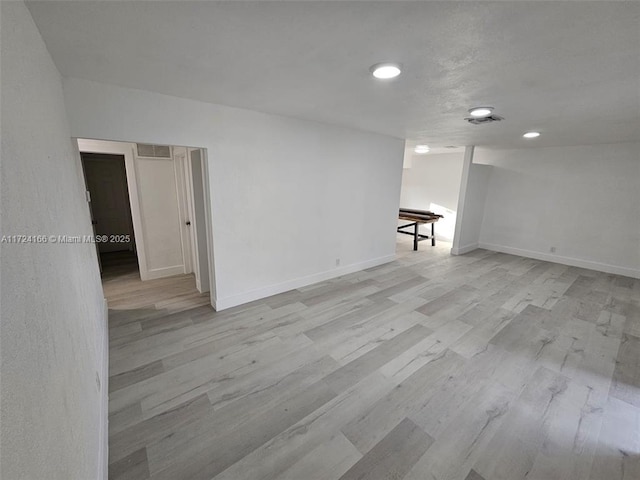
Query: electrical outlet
[[335, 258, 340, 266], [549, 246, 556, 253]]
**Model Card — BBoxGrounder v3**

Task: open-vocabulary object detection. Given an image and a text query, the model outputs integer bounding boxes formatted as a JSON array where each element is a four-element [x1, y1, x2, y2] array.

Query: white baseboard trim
[[479, 242, 640, 279], [144, 265, 186, 280], [215, 254, 397, 311], [97, 298, 109, 480], [450, 243, 479, 255]]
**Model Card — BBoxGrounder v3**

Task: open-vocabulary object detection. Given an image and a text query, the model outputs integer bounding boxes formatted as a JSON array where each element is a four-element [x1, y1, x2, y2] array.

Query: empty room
[[1, 1, 639, 480]]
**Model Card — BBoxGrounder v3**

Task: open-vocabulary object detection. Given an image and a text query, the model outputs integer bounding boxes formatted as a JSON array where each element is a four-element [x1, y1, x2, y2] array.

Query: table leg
[[431, 222, 435, 246], [414, 222, 419, 251]]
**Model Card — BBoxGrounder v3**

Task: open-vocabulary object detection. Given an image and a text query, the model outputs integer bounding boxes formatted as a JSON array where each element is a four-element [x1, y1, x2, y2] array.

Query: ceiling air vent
[[136, 143, 171, 158], [464, 115, 504, 125]]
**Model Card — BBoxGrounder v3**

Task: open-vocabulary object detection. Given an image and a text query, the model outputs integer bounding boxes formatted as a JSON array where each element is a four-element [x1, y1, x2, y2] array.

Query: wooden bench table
[[397, 208, 443, 251]]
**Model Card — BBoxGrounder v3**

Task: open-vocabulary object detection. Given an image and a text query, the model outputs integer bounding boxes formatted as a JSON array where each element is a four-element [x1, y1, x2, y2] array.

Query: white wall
[[0, 2, 107, 479], [400, 152, 464, 240], [451, 147, 493, 255], [474, 143, 640, 278], [63, 78, 404, 309]]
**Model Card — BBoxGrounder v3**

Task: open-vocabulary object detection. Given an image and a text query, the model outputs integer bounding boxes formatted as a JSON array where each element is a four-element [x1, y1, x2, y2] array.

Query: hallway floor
[[102, 250, 210, 314], [106, 239, 640, 480]]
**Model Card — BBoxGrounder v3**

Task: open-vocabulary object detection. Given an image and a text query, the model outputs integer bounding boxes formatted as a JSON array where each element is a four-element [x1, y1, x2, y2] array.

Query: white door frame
[[186, 148, 211, 294], [76, 138, 151, 280], [172, 146, 193, 275], [200, 148, 216, 307], [183, 149, 201, 289]]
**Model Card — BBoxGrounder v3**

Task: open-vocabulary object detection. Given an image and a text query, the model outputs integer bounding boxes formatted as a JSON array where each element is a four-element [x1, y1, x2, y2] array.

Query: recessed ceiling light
[[414, 145, 430, 154], [468, 107, 494, 118], [370, 63, 402, 80], [523, 131, 541, 138]]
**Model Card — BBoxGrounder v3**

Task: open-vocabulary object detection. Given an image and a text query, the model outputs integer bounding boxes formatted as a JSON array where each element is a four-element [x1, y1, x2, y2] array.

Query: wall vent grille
[[136, 144, 171, 158]]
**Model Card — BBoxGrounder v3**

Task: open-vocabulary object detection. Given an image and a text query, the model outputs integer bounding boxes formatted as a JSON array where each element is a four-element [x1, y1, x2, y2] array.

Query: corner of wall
[[98, 298, 109, 480], [450, 243, 479, 256]]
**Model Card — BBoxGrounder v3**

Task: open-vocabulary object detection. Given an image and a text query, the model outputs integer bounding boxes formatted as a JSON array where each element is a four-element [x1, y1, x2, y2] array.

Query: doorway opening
[[81, 152, 138, 279], [77, 138, 215, 308], [397, 143, 465, 256]]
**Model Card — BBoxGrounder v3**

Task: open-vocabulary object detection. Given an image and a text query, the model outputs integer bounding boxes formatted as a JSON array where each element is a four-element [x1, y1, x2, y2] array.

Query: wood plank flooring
[[106, 239, 640, 480]]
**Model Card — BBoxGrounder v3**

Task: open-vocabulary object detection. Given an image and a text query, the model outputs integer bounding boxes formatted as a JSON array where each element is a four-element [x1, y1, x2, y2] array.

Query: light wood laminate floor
[[106, 239, 640, 480]]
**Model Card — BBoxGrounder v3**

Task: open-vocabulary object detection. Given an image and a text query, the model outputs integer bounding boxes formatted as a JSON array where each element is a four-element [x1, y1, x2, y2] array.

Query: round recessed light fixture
[[523, 131, 541, 138], [370, 63, 402, 79], [414, 145, 430, 154], [468, 107, 494, 118]]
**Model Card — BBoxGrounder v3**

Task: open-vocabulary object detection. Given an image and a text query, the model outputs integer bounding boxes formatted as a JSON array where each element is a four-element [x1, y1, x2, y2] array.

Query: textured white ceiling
[[27, 1, 640, 148]]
